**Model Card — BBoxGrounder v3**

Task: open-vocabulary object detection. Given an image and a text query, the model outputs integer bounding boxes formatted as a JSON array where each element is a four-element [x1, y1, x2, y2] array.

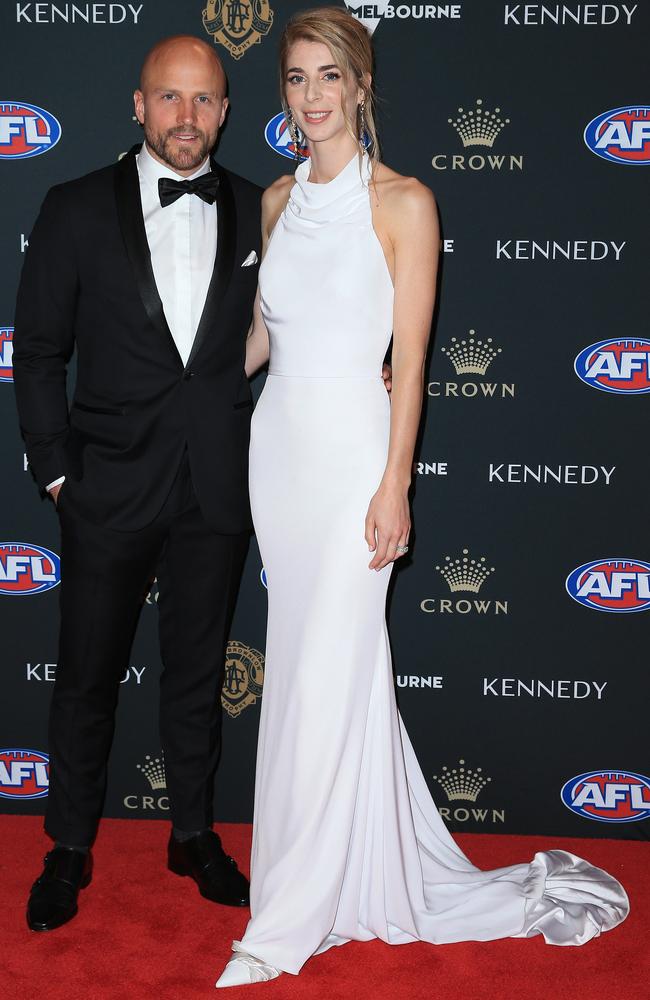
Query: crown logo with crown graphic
[[448, 99, 510, 148], [433, 759, 492, 802], [440, 332, 502, 376], [136, 754, 167, 790], [436, 549, 495, 594]]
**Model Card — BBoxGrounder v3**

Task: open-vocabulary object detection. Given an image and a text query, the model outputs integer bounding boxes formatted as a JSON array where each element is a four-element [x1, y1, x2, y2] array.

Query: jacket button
[[182, 371, 194, 381]]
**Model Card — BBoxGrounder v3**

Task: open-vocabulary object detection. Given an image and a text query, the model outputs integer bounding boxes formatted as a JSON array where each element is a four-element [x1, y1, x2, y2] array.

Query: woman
[[216, 6, 628, 987]]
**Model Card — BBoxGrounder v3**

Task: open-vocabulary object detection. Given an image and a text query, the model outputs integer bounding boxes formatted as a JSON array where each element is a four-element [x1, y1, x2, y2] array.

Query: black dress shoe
[[27, 847, 93, 931], [168, 830, 249, 907]]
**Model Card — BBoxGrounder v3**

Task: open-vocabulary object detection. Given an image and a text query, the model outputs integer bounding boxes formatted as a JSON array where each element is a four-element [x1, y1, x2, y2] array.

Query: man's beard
[[144, 124, 215, 172]]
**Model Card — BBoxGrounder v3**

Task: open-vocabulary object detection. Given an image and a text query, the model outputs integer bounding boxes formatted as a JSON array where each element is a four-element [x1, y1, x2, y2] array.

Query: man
[[14, 35, 261, 931]]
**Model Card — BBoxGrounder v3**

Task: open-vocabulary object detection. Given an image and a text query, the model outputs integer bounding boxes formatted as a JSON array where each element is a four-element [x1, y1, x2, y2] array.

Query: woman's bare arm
[[245, 176, 294, 378], [365, 174, 439, 570]]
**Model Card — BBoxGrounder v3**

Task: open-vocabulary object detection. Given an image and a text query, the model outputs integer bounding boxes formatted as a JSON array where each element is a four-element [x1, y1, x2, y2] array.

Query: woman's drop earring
[[358, 100, 367, 150], [286, 108, 302, 160]]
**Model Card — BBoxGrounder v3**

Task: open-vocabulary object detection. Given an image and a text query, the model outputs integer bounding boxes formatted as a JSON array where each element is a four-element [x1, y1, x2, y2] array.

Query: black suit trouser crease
[[45, 462, 248, 846]]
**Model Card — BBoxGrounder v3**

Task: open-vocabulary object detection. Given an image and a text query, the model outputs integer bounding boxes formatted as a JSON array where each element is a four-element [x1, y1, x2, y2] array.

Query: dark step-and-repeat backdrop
[[1, 2, 648, 840]]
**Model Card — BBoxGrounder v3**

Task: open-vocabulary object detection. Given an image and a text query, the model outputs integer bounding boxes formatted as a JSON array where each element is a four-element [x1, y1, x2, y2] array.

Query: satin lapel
[[114, 145, 181, 365], [185, 165, 237, 369]]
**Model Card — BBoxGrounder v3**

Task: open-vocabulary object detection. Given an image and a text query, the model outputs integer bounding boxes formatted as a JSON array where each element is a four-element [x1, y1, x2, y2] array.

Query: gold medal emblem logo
[[221, 640, 265, 717], [202, 0, 274, 60]]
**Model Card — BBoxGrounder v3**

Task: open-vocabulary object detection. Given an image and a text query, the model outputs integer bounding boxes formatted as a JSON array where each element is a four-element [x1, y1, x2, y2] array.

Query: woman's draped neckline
[[287, 152, 371, 226]]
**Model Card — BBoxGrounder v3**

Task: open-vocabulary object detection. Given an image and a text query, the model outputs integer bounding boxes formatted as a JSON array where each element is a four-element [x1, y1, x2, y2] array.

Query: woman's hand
[[365, 483, 411, 570]]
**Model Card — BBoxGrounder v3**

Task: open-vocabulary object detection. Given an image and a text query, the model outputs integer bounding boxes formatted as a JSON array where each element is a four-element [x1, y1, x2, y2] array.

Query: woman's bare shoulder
[[262, 175, 294, 211], [261, 174, 294, 238], [371, 161, 436, 215]]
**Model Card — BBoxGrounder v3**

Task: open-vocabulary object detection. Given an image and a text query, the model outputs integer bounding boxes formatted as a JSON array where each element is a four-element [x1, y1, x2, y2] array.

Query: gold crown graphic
[[440, 332, 502, 376], [136, 754, 167, 790], [433, 759, 492, 802], [436, 548, 495, 594], [448, 99, 510, 148]]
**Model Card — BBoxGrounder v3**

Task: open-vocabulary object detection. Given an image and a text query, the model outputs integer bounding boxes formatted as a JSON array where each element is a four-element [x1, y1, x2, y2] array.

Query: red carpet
[[2, 816, 647, 1000]]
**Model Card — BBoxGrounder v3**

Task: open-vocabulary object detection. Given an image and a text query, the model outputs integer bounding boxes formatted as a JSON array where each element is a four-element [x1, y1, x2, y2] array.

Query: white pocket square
[[241, 250, 258, 267]]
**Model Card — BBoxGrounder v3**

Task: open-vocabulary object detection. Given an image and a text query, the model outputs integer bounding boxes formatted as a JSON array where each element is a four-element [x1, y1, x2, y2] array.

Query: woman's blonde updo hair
[[279, 6, 379, 162]]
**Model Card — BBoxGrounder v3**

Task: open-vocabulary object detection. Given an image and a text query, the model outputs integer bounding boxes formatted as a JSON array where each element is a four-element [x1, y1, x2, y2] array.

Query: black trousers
[[45, 457, 249, 846]]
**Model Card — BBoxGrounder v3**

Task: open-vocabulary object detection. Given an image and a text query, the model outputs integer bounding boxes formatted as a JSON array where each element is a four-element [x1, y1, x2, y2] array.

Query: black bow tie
[[158, 172, 220, 208]]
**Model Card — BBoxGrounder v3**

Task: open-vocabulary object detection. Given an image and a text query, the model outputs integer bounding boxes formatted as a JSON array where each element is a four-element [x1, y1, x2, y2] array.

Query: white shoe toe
[[215, 958, 253, 988], [215, 947, 281, 988]]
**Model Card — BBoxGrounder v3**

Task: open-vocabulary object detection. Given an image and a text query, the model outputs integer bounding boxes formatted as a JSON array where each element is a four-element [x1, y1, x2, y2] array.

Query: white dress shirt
[[47, 144, 218, 493], [136, 142, 218, 365]]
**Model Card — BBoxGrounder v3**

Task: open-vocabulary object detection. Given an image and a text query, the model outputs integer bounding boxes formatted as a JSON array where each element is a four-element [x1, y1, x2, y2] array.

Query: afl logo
[[0, 542, 61, 596], [0, 327, 13, 383], [264, 112, 309, 161], [0, 102, 62, 160], [575, 338, 650, 394], [584, 106, 650, 165], [561, 770, 650, 823], [566, 558, 650, 613], [0, 749, 50, 800], [260, 567, 268, 589]]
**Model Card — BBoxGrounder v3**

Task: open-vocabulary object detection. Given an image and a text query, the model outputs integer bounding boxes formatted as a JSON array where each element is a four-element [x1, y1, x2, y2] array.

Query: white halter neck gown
[[241, 153, 628, 975]]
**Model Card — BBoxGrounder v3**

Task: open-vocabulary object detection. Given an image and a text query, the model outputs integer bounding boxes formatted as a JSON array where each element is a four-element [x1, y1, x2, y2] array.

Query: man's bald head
[[139, 35, 227, 96], [134, 35, 229, 176]]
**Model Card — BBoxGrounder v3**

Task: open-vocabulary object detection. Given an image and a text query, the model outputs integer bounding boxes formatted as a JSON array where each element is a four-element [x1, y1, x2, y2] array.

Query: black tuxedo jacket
[[14, 145, 262, 533]]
